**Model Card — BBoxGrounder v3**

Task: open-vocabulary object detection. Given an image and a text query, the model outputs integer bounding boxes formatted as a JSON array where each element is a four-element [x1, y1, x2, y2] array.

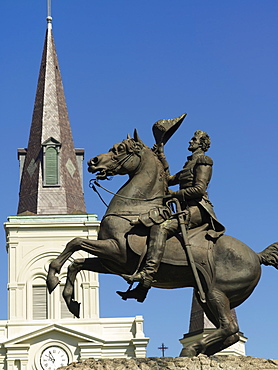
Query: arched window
[[45, 147, 58, 185], [32, 278, 48, 320], [42, 137, 61, 186]]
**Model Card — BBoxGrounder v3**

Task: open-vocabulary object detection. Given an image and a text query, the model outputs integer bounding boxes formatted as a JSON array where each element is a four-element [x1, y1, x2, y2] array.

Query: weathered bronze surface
[[47, 114, 278, 357]]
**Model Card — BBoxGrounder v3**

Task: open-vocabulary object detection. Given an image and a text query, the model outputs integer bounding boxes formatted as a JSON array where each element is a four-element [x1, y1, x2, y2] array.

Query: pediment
[[42, 137, 61, 146], [3, 323, 105, 346]]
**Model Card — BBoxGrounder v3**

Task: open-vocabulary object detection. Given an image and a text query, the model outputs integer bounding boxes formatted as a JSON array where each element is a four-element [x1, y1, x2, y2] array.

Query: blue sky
[[1, 0, 278, 359]]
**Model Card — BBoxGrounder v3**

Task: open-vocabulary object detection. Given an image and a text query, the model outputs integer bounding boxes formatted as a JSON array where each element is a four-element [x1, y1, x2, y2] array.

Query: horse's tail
[[257, 242, 278, 269]]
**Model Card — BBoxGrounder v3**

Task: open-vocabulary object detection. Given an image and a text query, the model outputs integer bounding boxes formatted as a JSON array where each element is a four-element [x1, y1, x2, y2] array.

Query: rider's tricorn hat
[[152, 113, 187, 145]]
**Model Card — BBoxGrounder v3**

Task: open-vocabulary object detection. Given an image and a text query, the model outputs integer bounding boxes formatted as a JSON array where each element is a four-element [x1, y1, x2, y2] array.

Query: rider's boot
[[117, 283, 149, 303], [121, 224, 168, 296]]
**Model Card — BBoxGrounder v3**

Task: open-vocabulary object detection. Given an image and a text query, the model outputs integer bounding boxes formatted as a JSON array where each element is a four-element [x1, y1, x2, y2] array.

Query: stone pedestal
[[56, 355, 278, 370]]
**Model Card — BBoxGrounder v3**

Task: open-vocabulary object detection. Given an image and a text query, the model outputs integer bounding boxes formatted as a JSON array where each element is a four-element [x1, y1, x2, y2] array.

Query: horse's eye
[[118, 145, 125, 153]]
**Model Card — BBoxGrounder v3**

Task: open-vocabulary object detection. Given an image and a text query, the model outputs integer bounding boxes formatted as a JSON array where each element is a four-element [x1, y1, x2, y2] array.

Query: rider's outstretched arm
[[153, 143, 171, 178]]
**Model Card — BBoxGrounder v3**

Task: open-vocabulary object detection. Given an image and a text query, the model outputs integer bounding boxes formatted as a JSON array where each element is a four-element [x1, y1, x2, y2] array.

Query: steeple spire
[[17, 13, 86, 215]]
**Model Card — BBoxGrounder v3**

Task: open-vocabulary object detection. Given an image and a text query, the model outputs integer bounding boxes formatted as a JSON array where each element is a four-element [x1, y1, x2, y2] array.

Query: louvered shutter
[[45, 147, 58, 185], [33, 285, 48, 319]]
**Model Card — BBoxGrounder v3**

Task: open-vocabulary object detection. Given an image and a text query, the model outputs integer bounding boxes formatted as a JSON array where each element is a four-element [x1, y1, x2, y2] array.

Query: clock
[[40, 346, 69, 370]]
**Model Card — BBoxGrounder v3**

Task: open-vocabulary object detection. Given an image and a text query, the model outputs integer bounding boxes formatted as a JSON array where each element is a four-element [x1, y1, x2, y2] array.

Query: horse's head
[[88, 130, 145, 180]]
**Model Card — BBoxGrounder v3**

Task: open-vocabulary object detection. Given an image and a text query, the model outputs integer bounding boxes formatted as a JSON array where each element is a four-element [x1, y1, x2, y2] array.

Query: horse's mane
[[122, 137, 168, 195], [143, 143, 168, 195]]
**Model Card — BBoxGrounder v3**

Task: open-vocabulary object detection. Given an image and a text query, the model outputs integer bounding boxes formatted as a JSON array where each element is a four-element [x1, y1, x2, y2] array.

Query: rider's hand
[[172, 190, 184, 201], [157, 143, 164, 154], [152, 143, 164, 154]]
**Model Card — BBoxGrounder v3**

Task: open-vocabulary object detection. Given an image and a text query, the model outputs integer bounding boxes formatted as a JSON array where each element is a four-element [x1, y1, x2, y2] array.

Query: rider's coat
[[168, 150, 225, 237]]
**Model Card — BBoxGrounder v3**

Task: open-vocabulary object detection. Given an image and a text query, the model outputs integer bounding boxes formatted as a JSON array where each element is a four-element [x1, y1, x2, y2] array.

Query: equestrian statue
[[47, 113, 278, 357]]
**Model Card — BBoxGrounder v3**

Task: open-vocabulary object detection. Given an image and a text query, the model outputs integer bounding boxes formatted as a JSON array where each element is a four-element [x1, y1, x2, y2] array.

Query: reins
[[89, 179, 166, 208], [89, 180, 110, 207]]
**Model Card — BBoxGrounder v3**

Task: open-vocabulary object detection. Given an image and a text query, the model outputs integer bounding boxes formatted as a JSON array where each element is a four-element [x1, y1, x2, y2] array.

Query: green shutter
[[45, 147, 58, 185]]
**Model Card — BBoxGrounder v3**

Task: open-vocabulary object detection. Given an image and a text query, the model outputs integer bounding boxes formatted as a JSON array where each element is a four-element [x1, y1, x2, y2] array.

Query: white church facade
[[0, 13, 148, 370], [2, 214, 147, 370]]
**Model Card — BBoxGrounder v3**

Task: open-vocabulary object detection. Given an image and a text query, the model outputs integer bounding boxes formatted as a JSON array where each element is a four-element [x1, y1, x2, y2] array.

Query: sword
[[168, 198, 206, 304]]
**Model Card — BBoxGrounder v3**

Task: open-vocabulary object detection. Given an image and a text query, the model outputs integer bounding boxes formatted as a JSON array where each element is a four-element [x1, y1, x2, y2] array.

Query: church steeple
[[17, 14, 86, 215]]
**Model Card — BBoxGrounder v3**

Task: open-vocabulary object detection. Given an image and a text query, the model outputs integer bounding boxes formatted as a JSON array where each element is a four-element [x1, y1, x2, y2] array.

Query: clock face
[[40, 346, 69, 370]]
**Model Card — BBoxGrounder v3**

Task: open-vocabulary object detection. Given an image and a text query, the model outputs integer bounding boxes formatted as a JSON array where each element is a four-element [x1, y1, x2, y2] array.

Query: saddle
[[127, 223, 215, 288]]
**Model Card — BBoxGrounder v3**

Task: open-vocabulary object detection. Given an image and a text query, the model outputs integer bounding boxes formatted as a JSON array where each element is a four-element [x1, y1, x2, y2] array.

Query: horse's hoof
[[179, 347, 198, 357], [69, 300, 80, 318], [46, 275, 60, 294], [47, 261, 61, 293]]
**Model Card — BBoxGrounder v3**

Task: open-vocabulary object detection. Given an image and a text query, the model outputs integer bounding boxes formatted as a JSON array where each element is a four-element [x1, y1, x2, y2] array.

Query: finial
[[46, 0, 52, 28]]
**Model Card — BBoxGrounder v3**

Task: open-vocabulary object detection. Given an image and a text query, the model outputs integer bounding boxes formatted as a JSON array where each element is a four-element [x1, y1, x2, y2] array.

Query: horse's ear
[[127, 133, 131, 139], [133, 129, 142, 143]]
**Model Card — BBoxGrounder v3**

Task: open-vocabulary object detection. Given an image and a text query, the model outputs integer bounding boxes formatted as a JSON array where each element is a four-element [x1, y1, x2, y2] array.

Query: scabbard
[[171, 199, 206, 304]]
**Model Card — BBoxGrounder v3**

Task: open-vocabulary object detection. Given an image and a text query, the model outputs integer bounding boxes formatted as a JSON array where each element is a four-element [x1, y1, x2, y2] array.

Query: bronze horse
[[47, 131, 278, 357]]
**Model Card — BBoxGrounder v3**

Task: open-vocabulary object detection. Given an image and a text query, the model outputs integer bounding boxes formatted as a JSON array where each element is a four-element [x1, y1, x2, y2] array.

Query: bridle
[[89, 138, 167, 207], [95, 139, 142, 180], [89, 179, 166, 208], [107, 151, 136, 177]]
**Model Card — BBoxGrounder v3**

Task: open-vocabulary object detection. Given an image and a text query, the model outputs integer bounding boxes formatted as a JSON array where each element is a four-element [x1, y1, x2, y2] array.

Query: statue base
[[180, 329, 248, 356], [58, 355, 278, 369]]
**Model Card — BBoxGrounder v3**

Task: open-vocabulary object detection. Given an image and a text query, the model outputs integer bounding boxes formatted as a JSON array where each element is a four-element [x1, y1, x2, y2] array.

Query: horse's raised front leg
[[47, 237, 84, 293], [47, 237, 123, 293], [63, 257, 109, 318], [180, 288, 239, 357]]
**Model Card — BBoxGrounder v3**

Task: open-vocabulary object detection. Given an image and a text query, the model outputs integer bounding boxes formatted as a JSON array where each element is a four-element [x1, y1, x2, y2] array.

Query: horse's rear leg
[[180, 288, 239, 357], [47, 237, 122, 293], [63, 258, 110, 318], [192, 290, 240, 355]]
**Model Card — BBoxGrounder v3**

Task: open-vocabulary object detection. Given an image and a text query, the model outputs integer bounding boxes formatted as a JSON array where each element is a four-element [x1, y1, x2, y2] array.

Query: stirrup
[[122, 271, 153, 288], [122, 271, 145, 284]]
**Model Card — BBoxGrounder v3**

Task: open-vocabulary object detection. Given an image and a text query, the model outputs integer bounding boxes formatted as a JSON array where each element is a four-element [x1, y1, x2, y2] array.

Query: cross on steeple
[[158, 343, 168, 357]]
